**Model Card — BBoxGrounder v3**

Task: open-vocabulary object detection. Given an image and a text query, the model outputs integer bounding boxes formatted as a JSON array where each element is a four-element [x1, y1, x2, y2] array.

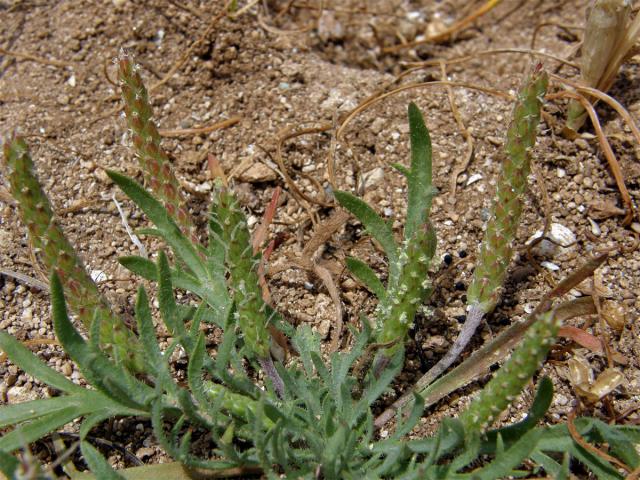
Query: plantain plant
[[1, 55, 638, 479]]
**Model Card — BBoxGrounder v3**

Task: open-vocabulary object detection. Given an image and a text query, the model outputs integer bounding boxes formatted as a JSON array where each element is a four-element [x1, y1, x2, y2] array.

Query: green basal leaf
[[345, 256, 386, 299], [0, 406, 82, 453], [392, 392, 425, 440], [591, 418, 640, 470], [483, 376, 553, 449], [391, 162, 410, 177], [334, 190, 400, 285], [0, 332, 84, 395], [472, 428, 543, 480], [405, 102, 435, 242], [107, 170, 207, 281], [51, 272, 154, 410], [80, 441, 127, 479], [0, 450, 20, 478]]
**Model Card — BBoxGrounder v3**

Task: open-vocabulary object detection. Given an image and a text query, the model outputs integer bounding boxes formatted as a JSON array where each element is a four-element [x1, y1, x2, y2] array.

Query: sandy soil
[[1, 0, 639, 473]]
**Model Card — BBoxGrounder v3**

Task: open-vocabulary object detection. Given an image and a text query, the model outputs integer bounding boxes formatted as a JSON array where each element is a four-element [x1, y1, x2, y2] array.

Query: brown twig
[[275, 123, 332, 208], [382, 0, 504, 53], [0, 47, 74, 68], [547, 90, 635, 225], [439, 61, 475, 204], [567, 408, 632, 474], [530, 21, 583, 50], [401, 48, 579, 71], [335, 80, 511, 166]]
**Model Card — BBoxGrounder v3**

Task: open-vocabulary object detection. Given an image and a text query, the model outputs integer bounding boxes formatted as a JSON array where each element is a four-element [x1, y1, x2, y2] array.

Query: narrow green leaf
[[391, 162, 410, 177], [0, 450, 20, 478], [345, 257, 386, 299], [484, 376, 553, 448], [474, 428, 543, 480], [334, 190, 400, 284], [0, 406, 81, 452], [0, 395, 95, 428], [118, 256, 157, 280], [51, 272, 153, 410], [187, 333, 211, 410], [530, 450, 564, 478], [592, 419, 640, 469], [135, 285, 168, 380], [360, 350, 403, 409], [81, 441, 126, 479], [0, 332, 84, 395], [392, 393, 425, 439], [405, 102, 434, 242], [156, 252, 183, 339], [107, 171, 207, 280]]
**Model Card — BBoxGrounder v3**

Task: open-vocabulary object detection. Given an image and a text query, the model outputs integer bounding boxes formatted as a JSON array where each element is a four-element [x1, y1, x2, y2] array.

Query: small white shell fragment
[[557, 168, 566, 178], [527, 223, 576, 256], [361, 167, 385, 189], [67, 75, 76, 87], [548, 223, 576, 247], [466, 173, 483, 186], [247, 215, 259, 228], [588, 218, 601, 236], [541, 261, 560, 271], [90, 270, 107, 283]]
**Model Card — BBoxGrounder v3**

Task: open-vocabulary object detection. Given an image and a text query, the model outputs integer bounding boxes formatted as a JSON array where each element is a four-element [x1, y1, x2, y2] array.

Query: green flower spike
[[459, 309, 560, 435], [215, 187, 284, 396], [118, 51, 197, 245], [417, 66, 548, 388], [3, 137, 143, 372]]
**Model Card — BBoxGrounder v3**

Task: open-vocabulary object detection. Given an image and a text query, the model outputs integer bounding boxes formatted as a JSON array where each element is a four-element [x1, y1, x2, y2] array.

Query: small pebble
[[541, 261, 560, 271], [466, 173, 482, 186], [588, 218, 601, 236], [61, 363, 73, 376]]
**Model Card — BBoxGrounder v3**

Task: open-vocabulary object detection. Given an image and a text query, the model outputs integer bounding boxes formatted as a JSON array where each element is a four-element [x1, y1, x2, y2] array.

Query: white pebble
[[466, 173, 483, 186], [541, 261, 560, 271], [90, 270, 108, 283]]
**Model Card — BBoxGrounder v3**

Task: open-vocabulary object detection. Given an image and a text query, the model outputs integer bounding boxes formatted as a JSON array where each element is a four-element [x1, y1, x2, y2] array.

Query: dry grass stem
[[0, 47, 74, 68], [275, 123, 332, 208], [402, 48, 579, 71], [383, 0, 504, 53], [548, 90, 635, 225], [439, 62, 475, 203], [567, 408, 632, 473], [336, 81, 513, 143]]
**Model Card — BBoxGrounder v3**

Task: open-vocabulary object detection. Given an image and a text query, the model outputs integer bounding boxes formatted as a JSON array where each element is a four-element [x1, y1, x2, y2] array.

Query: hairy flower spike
[[459, 309, 560, 434], [117, 54, 197, 245], [215, 189, 271, 359], [3, 137, 143, 372], [377, 221, 436, 357], [467, 67, 548, 314]]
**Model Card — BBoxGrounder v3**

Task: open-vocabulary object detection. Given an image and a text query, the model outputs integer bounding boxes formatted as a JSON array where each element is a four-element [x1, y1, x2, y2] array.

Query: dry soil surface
[[1, 0, 640, 474]]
